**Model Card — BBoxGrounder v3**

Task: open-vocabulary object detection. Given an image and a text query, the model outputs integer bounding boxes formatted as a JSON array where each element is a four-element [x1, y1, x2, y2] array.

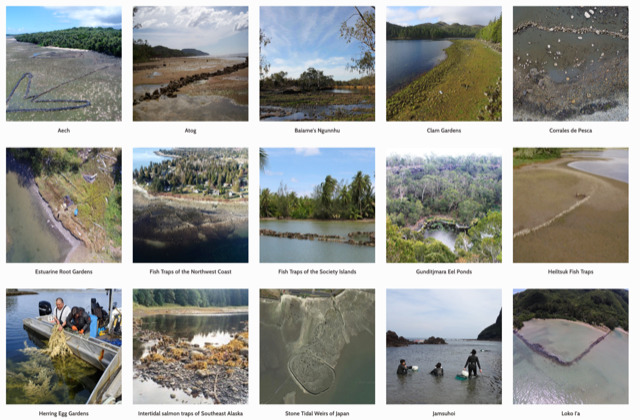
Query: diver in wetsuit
[[430, 362, 444, 376], [464, 349, 482, 377], [397, 359, 413, 375]]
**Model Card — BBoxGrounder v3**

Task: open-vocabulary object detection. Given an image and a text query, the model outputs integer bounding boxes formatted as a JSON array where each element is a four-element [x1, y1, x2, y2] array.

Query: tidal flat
[[513, 151, 628, 262], [514, 319, 628, 404], [260, 290, 375, 404], [513, 7, 628, 121], [133, 56, 248, 121], [133, 188, 248, 263], [6, 38, 121, 121]]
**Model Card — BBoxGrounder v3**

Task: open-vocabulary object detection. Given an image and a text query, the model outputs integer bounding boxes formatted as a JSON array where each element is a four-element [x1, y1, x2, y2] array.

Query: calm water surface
[[387, 340, 501, 404], [513, 319, 628, 404], [387, 40, 452, 97], [6, 290, 122, 404], [566, 149, 628, 183], [133, 148, 175, 171], [6, 170, 71, 262], [260, 219, 374, 263]]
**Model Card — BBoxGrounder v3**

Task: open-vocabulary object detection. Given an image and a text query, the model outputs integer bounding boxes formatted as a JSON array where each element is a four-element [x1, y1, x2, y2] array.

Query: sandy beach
[[514, 157, 628, 262]]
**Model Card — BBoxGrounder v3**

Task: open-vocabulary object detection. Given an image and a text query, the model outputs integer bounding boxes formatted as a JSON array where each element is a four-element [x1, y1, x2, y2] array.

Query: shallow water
[[6, 38, 122, 121], [134, 94, 248, 121], [133, 313, 248, 360], [6, 170, 71, 262], [513, 320, 628, 404], [566, 149, 628, 183], [261, 103, 373, 121], [6, 290, 122, 404], [387, 40, 452, 97], [387, 340, 502, 404], [260, 219, 374, 263], [513, 7, 628, 121], [423, 229, 458, 251]]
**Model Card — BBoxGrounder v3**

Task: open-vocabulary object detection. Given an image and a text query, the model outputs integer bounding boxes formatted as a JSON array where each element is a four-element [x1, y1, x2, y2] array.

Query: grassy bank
[[387, 39, 501, 121], [133, 303, 248, 317], [260, 90, 374, 121]]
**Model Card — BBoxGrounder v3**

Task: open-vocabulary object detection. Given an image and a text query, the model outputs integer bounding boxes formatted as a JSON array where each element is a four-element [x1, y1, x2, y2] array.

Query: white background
[[0, 0, 635, 418]]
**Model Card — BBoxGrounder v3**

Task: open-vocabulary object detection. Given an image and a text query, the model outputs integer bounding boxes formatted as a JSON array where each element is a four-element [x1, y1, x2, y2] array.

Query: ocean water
[[387, 340, 502, 404], [514, 319, 628, 404]]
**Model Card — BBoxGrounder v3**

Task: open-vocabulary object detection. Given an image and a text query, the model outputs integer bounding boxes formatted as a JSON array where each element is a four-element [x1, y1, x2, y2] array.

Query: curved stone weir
[[513, 21, 628, 40]]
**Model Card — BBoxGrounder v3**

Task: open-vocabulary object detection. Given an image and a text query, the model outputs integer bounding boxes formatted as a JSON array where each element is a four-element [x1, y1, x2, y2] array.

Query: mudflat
[[133, 56, 247, 121], [514, 157, 628, 262]]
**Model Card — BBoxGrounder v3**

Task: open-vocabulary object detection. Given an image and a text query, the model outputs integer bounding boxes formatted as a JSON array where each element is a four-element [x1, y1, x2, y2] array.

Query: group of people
[[51, 297, 92, 335], [397, 349, 482, 378]]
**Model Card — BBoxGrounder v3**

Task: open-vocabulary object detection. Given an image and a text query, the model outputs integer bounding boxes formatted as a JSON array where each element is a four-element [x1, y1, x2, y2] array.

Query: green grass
[[387, 39, 501, 121]]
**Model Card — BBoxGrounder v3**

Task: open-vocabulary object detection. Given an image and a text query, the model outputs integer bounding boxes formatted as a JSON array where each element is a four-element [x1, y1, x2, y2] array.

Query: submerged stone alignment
[[514, 329, 610, 366], [262, 290, 374, 397], [513, 192, 592, 239], [133, 57, 248, 105]]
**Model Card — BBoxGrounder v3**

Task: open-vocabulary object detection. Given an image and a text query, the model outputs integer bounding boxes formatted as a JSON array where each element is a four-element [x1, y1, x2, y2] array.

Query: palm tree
[[259, 148, 268, 172]]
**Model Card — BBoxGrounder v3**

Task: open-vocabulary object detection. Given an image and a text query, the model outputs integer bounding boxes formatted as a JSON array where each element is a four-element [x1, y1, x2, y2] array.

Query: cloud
[[264, 169, 283, 177], [294, 148, 321, 157], [47, 6, 122, 28], [388, 6, 501, 27]]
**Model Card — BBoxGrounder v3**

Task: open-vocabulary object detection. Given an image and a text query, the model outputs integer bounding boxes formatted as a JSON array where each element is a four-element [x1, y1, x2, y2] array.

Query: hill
[[133, 40, 209, 63], [513, 289, 628, 331], [477, 308, 502, 340]]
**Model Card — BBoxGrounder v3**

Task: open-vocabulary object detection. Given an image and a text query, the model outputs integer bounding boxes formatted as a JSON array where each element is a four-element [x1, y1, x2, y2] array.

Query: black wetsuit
[[67, 309, 91, 334], [430, 367, 444, 376], [465, 355, 481, 377], [397, 364, 412, 374]]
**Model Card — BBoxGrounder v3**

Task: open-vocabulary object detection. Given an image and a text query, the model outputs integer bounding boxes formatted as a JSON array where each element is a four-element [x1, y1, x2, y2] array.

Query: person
[[52, 298, 71, 331], [397, 359, 413, 375], [67, 306, 91, 335], [430, 362, 444, 376], [464, 349, 482, 377]]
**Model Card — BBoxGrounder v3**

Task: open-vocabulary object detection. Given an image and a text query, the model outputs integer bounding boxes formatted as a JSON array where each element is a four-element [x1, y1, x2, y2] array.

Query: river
[[566, 148, 628, 183], [260, 219, 375, 263], [387, 340, 501, 404], [513, 319, 628, 404], [387, 40, 452, 97], [6, 289, 122, 404]]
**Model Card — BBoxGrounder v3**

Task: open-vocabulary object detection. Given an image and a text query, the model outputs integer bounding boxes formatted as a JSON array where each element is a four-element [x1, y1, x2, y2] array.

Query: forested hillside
[[387, 21, 481, 40], [513, 289, 629, 331], [15, 27, 121, 57], [134, 289, 248, 307]]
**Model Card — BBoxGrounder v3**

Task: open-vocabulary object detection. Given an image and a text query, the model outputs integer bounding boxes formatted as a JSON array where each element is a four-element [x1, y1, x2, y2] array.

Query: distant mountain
[[513, 289, 629, 331], [181, 48, 208, 56], [478, 308, 502, 341], [387, 21, 482, 40]]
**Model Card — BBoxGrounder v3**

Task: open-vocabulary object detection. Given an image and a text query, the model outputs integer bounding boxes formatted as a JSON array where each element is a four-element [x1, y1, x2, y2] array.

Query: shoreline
[[387, 39, 501, 121], [517, 317, 614, 335], [134, 305, 249, 318], [7, 154, 84, 263]]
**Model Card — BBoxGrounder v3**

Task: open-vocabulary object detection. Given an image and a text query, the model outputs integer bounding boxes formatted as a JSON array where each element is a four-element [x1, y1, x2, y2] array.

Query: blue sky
[[261, 148, 375, 197], [7, 7, 121, 34], [133, 7, 248, 56], [261, 6, 375, 81], [387, 6, 501, 27], [387, 289, 502, 339]]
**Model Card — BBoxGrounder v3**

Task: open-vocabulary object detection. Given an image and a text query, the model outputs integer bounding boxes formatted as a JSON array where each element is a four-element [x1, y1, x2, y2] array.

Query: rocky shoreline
[[133, 322, 248, 404]]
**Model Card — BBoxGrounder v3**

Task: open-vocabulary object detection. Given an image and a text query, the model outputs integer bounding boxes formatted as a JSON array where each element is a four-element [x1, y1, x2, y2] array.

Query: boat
[[22, 289, 122, 404]]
